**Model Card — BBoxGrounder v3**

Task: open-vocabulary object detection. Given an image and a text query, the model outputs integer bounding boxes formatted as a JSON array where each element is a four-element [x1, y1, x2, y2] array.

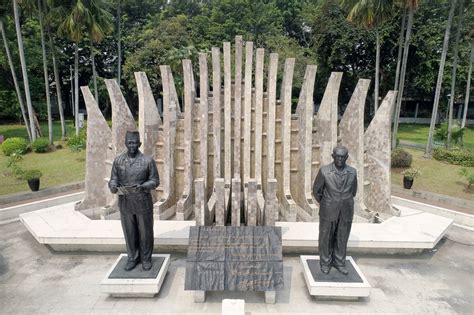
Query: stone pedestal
[[222, 299, 245, 315], [300, 255, 370, 299], [101, 254, 170, 298]]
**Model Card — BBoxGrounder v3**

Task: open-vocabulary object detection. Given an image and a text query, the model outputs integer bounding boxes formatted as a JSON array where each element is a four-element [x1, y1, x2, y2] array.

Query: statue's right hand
[[109, 184, 118, 194]]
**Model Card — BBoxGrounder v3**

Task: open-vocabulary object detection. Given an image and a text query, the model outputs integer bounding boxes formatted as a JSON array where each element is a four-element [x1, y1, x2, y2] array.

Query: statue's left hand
[[133, 184, 145, 193]]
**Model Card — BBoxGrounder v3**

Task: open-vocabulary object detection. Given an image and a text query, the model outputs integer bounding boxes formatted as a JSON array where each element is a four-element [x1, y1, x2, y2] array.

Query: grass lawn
[[391, 148, 474, 201], [0, 120, 77, 142], [0, 147, 85, 196], [397, 124, 474, 149]]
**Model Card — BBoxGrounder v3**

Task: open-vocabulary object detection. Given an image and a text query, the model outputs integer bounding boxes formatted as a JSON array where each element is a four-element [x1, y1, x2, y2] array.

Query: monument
[[74, 35, 400, 301]]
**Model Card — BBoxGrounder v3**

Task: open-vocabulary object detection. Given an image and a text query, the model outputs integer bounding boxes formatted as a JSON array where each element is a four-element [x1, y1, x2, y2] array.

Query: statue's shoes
[[124, 260, 138, 271], [142, 260, 153, 271], [320, 264, 331, 274], [333, 264, 349, 275]]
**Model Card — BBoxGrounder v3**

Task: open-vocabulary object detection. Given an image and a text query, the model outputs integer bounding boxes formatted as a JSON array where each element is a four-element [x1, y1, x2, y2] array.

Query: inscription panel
[[185, 226, 284, 291]]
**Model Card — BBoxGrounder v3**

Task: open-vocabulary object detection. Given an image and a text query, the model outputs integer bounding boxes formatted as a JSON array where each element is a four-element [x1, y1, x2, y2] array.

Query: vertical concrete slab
[[254, 48, 264, 185], [76, 86, 112, 212], [215, 178, 225, 226], [264, 178, 277, 226], [247, 180, 257, 226], [176, 59, 195, 220], [315, 72, 342, 166], [212, 47, 222, 180], [105, 79, 137, 155], [279, 59, 298, 222], [136, 71, 161, 157], [267, 53, 278, 180], [296, 65, 318, 221], [231, 177, 241, 226], [234, 36, 243, 177], [339, 79, 371, 220], [194, 178, 207, 226], [199, 53, 209, 191], [364, 91, 399, 217], [155, 65, 180, 220], [224, 42, 232, 186], [243, 42, 253, 185]]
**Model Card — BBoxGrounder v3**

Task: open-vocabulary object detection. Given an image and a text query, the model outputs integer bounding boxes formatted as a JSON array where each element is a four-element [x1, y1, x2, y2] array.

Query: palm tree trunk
[[38, 0, 53, 144], [91, 40, 99, 106], [425, 0, 457, 157], [391, 7, 414, 150], [447, 0, 464, 148], [74, 43, 79, 136], [45, 0, 65, 139], [394, 9, 407, 91], [117, 0, 121, 84], [374, 29, 380, 112], [0, 19, 32, 141], [461, 41, 473, 128], [13, 0, 36, 140]]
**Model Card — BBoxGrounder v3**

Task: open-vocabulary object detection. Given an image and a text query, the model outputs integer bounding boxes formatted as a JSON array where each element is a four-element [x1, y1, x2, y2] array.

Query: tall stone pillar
[[339, 79, 371, 220], [267, 53, 278, 180], [215, 178, 226, 226], [194, 178, 208, 226], [176, 59, 195, 220], [231, 177, 241, 226], [223, 42, 232, 210], [155, 66, 180, 220], [76, 86, 112, 213], [234, 35, 243, 177], [279, 59, 298, 222], [198, 53, 209, 190], [243, 42, 254, 218], [296, 65, 318, 221], [364, 91, 399, 217], [247, 179, 257, 226], [136, 71, 161, 157], [264, 179, 277, 226], [315, 72, 342, 166]]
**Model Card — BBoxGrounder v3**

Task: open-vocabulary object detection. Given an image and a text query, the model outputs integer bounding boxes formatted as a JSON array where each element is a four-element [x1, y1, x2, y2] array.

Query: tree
[[447, 0, 465, 148], [50, 0, 112, 135], [37, 0, 53, 144], [461, 25, 473, 128], [391, 0, 420, 150], [13, 0, 36, 140], [341, 0, 394, 112], [0, 1, 32, 140], [425, 0, 457, 158]]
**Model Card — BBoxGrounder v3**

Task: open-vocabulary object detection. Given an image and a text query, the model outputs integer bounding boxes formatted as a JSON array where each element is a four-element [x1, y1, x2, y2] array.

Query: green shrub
[[1, 137, 28, 156], [66, 134, 86, 150], [434, 122, 465, 147], [391, 148, 413, 168], [458, 168, 474, 187], [401, 168, 421, 180], [433, 148, 474, 167], [31, 137, 51, 153], [19, 169, 42, 180]]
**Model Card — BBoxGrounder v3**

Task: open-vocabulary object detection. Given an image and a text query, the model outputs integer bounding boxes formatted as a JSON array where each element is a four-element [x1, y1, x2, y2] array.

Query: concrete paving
[[1, 221, 473, 314]]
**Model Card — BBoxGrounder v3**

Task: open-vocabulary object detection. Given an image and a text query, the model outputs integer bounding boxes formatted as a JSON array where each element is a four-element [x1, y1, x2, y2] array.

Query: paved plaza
[[0, 221, 473, 314]]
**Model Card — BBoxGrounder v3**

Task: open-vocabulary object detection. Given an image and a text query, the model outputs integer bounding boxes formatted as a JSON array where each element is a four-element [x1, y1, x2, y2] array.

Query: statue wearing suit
[[109, 131, 160, 271], [313, 146, 357, 275]]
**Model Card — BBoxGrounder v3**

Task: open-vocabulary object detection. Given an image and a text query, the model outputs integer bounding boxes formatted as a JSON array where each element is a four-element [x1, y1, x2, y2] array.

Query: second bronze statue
[[313, 145, 357, 275]]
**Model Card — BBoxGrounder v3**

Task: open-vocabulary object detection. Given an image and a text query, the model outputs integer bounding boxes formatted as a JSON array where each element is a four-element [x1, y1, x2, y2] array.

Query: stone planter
[[27, 178, 40, 192], [403, 176, 414, 189]]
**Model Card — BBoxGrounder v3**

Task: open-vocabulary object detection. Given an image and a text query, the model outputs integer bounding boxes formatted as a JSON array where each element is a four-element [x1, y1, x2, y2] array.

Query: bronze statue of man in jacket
[[313, 145, 357, 275], [109, 131, 160, 271]]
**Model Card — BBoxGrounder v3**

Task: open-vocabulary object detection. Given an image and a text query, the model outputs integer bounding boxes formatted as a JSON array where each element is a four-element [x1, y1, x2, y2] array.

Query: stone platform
[[300, 255, 371, 299], [101, 254, 170, 297], [19, 202, 453, 253]]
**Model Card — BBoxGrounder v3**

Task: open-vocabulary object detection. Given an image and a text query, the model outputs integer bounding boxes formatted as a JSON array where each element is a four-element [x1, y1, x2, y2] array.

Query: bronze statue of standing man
[[109, 131, 160, 271], [313, 145, 357, 275]]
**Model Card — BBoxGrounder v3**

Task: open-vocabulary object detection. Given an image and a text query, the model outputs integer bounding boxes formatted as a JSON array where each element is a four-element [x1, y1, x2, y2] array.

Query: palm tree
[[447, 0, 465, 148], [44, 0, 65, 139], [0, 2, 32, 140], [425, 0, 457, 158], [13, 0, 36, 140], [461, 25, 474, 128], [391, 0, 420, 150], [50, 0, 112, 136], [37, 0, 53, 144], [341, 0, 394, 112]]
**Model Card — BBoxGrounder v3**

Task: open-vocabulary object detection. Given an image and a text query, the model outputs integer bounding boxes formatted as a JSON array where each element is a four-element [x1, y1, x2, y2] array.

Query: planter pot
[[27, 178, 40, 192], [403, 176, 414, 189]]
